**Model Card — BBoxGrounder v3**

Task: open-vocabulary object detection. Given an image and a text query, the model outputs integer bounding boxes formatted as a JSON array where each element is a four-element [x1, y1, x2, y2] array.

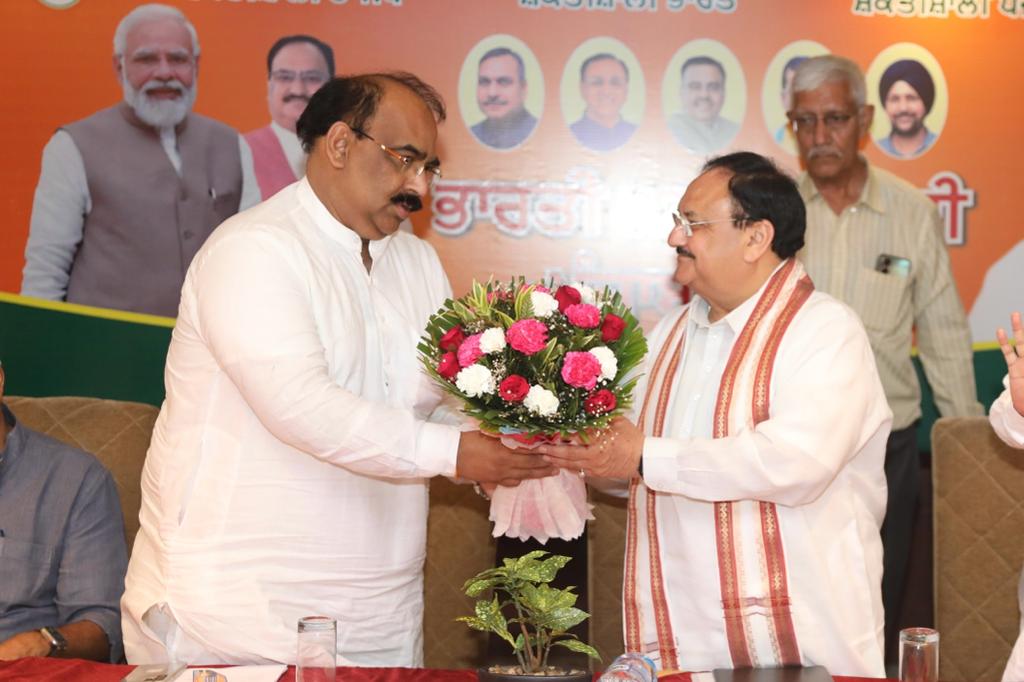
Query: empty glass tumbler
[[899, 627, 939, 682], [297, 616, 337, 682]]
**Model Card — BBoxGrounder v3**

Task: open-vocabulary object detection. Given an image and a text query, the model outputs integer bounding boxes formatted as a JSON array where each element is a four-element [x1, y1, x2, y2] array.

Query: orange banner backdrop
[[2, 0, 1020, 337]]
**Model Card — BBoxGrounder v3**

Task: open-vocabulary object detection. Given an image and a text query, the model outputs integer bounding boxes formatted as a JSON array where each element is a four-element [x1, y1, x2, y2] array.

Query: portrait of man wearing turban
[[876, 58, 937, 158]]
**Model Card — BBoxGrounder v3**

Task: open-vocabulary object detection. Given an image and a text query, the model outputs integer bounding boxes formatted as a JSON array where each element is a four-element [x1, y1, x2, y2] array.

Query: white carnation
[[524, 385, 560, 417], [572, 281, 597, 305], [530, 291, 558, 318], [589, 346, 618, 381], [455, 365, 495, 397], [479, 327, 507, 353]]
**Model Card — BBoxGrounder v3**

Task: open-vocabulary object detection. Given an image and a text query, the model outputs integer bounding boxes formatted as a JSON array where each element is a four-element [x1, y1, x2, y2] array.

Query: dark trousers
[[881, 423, 921, 660]]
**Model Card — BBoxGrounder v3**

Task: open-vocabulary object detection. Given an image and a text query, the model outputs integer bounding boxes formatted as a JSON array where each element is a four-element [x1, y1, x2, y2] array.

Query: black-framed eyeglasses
[[350, 127, 442, 182], [671, 211, 749, 237], [787, 110, 858, 134]]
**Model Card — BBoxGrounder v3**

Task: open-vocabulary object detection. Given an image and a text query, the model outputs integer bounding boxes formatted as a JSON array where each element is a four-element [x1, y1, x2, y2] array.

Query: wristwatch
[[39, 626, 67, 656]]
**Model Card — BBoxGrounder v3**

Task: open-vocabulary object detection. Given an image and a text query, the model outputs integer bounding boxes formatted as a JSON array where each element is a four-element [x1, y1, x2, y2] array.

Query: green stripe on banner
[[0, 294, 171, 406], [0, 295, 1012, 448]]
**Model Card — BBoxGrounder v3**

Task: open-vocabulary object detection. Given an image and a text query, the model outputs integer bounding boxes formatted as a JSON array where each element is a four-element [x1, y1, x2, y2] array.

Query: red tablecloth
[[0, 659, 895, 682]]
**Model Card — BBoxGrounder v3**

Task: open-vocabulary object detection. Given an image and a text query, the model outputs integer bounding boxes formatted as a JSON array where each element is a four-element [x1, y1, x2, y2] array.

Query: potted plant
[[458, 550, 601, 681]]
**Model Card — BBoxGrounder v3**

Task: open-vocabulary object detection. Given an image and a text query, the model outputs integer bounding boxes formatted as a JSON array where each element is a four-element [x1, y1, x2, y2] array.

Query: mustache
[[807, 145, 842, 160], [392, 193, 423, 213], [482, 97, 508, 106], [676, 246, 694, 258], [284, 94, 310, 104], [140, 79, 187, 96]]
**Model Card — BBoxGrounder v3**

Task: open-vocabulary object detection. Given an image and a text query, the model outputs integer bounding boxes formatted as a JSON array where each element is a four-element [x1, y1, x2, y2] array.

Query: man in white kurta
[[122, 73, 553, 667], [541, 152, 891, 676]]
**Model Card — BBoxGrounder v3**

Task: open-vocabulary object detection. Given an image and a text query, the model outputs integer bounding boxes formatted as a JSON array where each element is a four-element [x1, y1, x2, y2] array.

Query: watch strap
[[39, 626, 66, 656]]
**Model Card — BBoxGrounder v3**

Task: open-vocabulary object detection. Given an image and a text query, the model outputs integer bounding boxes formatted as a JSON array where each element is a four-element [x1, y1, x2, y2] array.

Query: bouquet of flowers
[[419, 278, 647, 542]]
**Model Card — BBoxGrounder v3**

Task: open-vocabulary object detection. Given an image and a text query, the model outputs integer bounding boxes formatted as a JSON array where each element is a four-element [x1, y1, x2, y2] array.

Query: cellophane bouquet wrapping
[[418, 279, 647, 542]]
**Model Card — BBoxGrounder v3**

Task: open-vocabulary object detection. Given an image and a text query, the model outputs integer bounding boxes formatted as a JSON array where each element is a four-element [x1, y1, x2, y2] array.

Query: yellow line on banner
[[0, 292, 176, 329]]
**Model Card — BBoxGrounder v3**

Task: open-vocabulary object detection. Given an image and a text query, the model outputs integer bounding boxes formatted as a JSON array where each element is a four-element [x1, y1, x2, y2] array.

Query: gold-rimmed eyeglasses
[[671, 211, 749, 237], [350, 127, 442, 183]]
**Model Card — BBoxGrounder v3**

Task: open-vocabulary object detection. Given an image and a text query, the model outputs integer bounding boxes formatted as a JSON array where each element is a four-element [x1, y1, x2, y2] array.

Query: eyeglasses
[[671, 211, 749, 237], [270, 69, 329, 87], [787, 110, 857, 134], [350, 127, 442, 183]]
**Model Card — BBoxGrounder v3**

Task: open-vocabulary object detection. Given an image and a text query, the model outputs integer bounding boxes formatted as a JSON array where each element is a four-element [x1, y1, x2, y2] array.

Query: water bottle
[[598, 652, 657, 681]]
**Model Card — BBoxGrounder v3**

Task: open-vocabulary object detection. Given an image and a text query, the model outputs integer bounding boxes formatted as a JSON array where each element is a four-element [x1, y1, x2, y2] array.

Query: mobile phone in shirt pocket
[[854, 266, 910, 333], [875, 253, 911, 277]]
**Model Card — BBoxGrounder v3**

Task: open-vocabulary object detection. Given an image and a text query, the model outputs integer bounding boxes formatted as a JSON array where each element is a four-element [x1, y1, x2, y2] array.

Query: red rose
[[601, 313, 626, 342], [554, 285, 581, 313], [439, 326, 466, 352], [584, 389, 617, 415], [437, 352, 459, 381], [498, 375, 529, 402]]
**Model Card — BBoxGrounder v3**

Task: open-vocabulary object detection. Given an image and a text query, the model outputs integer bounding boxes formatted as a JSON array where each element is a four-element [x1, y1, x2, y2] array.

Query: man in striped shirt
[[786, 55, 983, 663]]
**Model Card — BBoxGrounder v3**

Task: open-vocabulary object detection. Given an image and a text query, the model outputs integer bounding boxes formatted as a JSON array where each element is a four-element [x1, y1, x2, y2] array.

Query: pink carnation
[[564, 303, 601, 329], [561, 351, 602, 390], [506, 319, 549, 355], [457, 333, 484, 367]]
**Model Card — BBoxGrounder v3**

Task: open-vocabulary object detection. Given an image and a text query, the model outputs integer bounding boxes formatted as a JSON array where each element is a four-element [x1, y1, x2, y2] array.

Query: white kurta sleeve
[[187, 226, 460, 479], [21, 131, 90, 300], [990, 379, 1024, 449], [642, 300, 892, 507]]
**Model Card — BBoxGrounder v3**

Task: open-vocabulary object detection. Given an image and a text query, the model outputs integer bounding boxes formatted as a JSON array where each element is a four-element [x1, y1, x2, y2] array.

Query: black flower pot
[[476, 667, 592, 682]]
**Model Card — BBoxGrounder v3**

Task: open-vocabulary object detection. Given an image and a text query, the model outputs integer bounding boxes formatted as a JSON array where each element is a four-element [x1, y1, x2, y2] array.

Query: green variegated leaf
[[454, 616, 489, 632], [535, 554, 571, 582], [463, 577, 500, 597], [538, 606, 589, 632], [551, 638, 601, 660]]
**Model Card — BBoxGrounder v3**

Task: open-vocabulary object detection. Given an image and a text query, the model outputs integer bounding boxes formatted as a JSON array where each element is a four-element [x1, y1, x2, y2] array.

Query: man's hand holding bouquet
[[419, 279, 647, 542]]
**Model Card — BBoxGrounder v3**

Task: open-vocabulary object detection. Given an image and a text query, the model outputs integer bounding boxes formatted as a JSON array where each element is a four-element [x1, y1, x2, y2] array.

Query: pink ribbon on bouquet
[[487, 434, 594, 543]]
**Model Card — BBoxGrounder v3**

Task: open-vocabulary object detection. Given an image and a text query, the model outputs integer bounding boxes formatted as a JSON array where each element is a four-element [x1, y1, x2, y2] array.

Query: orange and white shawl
[[625, 258, 812, 670]]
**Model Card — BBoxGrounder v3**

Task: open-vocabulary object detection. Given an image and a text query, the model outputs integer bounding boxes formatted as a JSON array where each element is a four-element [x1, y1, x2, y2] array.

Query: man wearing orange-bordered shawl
[[541, 152, 892, 677]]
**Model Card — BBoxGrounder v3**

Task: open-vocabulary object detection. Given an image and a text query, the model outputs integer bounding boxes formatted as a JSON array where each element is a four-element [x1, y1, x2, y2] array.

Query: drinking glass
[[899, 627, 939, 682], [297, 616, 336, 682]]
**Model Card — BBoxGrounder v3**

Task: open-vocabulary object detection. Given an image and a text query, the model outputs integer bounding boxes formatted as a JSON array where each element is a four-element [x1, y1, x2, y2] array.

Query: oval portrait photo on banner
[[459, 34, 544, 152], [559, 37, 645, 153], [761, 39, 829, 156], [866, 43, 948, 161], [662, 38, 746, 157]]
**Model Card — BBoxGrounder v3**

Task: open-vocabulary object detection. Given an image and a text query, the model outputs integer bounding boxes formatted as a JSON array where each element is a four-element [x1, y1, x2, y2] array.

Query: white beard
[[122, 75, 197, 129]]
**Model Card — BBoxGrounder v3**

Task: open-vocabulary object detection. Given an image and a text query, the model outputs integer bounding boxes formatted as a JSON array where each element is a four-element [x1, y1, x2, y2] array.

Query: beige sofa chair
[[6, 395, 159, 548], [933, 416, 1024, 681]]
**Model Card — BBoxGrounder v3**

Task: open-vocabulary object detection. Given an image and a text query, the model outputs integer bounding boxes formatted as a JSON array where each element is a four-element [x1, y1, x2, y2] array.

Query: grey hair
[[114, 3, 200, 58], [789, 55, 865, 110]]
